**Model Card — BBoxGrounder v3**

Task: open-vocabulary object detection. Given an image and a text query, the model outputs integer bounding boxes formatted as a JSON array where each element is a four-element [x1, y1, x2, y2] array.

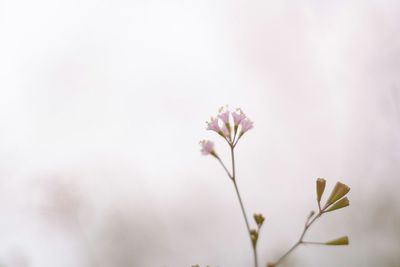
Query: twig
[[230, 145, 258, 267], [268, 211, 322, 267]]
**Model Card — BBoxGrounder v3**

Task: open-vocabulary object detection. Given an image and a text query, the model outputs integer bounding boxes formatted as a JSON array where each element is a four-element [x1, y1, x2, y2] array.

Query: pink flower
[[218, 110, 231, 125], [221, 124, 230, 137], [232, 109, 246, 126], [200, 140, 217, 156], [206, 117, 220, 132], [240, 119, 254, 133]]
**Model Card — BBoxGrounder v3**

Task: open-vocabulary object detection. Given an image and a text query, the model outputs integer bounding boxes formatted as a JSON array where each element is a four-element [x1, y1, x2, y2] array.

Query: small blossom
[[232, 109, 246, 126], [221, 124, 230, 138], [218, 110, 231, 125], [199, 140, 217, 157], [240, 118, 254, 133], [206, 117, 220, 132]]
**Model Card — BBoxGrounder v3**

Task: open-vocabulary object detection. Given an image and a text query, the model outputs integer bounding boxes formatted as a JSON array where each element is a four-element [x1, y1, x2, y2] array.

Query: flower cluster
[[200, 107, 253, 156]]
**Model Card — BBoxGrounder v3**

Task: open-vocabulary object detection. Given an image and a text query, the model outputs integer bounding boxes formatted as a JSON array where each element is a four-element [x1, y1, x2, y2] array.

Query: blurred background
[[0, 0, 399, 266]]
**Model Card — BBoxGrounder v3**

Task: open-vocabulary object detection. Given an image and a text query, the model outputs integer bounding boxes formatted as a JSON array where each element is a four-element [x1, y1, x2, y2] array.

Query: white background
[[0, 0, 399, 266]]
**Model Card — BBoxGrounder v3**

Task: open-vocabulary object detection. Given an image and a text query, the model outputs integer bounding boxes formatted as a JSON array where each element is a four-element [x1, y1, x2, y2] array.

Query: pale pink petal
[[200, 140, 215, 155], [206, 117, 220, 132], [221, 124, 230, 137], [218, 111, 231, 125], [240, 119, 254, 132], [232, 110, 246, 126]]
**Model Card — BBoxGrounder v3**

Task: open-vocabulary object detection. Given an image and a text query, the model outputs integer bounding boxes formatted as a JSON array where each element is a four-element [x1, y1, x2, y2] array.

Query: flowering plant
[[197, 107, 350, 267]]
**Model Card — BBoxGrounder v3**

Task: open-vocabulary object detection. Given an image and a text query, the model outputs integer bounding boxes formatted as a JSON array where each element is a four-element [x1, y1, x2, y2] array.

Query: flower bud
[[199, 140, 218, 158], [232, 108, 246, 126], [324, 197, 349, 213], [218, 110, 231, 125], [324, 182, 350, 208], [316, 178, 326, 204], [250, 229, 258, 247], [325, 236, 349, 245], [253, 213, 265, 227], [206, 117, 220, 133], [220, 125, 230, 138], [239, 119, 254, 134]]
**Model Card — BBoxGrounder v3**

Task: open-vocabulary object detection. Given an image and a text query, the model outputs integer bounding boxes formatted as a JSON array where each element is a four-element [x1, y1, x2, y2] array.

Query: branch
[[268, 211, 322, 267]]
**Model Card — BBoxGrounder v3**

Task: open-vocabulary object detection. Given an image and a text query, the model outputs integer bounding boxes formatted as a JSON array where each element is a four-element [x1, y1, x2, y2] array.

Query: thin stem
[[299, 212, 320, 241], [233, 181, 251, 234], [232, 127, 238, 145], [233, 136, 240, 147], [216, 157, 233, 180], [230, 145, 236, 179], [269, 211, 322, 267], [230, 146, 258, 267], [223, 135, 232, 147], [254, 245, 259, 267], [302, 241, 326, 245], [270, 241, 299, 267]]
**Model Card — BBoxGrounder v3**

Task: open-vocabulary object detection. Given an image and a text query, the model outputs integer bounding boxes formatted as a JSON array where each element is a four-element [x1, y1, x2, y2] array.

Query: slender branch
[[214, 138, 258, 267], [216, 157, 233, 180], [269, 211, 322, 267], [232, 127, 238, 145], [230, 146, 258, 267], [233, 181, 251, 234], [254, 245, 259, 267], [233, 135, 241, 147], [269, 241, 298, 267], [302, 241, 326, 245], [223, 135, 232, 146], [231, 146, 236, 179]]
